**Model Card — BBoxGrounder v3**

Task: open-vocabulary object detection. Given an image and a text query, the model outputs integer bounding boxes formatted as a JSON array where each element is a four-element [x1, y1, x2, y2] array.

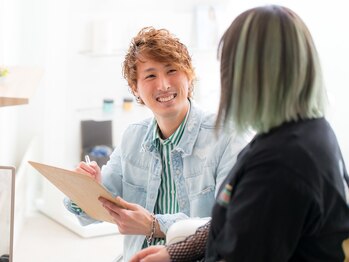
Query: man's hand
[[99, 196, 165, 237], [75, 161, 101, 183], [129, 245, 170, 262]]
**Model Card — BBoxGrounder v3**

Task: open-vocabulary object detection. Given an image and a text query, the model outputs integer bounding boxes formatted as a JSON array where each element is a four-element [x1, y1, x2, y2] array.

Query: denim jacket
[[66, 101, 246, 261]]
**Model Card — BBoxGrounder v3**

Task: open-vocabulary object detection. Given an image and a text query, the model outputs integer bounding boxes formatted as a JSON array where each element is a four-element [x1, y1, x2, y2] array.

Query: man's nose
[[158, 77, 170, 91]]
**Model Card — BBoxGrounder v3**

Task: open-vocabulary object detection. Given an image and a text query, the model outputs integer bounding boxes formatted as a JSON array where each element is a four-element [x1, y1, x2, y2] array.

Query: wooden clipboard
[[28, 161, 125, 223]]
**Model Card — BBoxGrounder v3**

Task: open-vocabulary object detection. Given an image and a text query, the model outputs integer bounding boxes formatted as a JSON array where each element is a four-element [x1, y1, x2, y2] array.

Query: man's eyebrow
[[143, 67, 156, 73], [142, 64, 172, 73]]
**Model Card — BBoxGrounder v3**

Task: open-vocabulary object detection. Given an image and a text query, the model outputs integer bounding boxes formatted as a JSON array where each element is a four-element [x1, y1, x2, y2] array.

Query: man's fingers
[[99, 198, 121, 212], [76, 162, 96, 176], [130, 246, 164, 262], [116, 196, 137, 210], [99, 196, 136, 211]]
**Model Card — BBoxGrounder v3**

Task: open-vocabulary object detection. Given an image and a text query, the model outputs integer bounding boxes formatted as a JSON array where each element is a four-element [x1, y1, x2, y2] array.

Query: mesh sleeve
[[166, 221, 210, 262]]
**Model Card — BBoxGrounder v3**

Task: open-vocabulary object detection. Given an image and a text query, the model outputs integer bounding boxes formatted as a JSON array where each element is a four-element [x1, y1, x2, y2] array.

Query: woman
[[130, 5, 349, 262]]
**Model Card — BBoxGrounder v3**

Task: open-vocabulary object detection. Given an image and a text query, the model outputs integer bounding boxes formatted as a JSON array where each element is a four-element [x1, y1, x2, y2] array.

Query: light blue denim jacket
[[66, 102, 246, 261]]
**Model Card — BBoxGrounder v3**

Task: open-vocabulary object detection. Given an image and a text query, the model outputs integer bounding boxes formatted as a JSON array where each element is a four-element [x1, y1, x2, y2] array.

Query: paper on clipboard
[[28, 161, 125, 224]]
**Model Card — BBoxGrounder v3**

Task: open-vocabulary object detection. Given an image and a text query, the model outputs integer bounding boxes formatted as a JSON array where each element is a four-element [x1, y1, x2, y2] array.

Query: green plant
[[0, 67, 9, 77]]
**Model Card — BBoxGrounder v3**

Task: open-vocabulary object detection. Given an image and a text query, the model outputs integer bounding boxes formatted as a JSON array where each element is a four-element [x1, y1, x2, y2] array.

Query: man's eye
[[168, 69, 177, 74], [145, 74, 155, 79]]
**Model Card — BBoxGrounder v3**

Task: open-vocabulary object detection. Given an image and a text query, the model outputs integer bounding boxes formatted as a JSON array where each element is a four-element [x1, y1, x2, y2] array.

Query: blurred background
[[0, 0, 348, 261]]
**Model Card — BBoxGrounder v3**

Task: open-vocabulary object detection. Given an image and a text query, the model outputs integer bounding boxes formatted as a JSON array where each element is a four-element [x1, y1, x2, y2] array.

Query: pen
[[112, 254, 123, 262], [85, 155, 91, 165]]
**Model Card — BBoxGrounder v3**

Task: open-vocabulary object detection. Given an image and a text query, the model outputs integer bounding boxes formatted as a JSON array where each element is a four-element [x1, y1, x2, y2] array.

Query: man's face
[[134, 58, 190, 121]]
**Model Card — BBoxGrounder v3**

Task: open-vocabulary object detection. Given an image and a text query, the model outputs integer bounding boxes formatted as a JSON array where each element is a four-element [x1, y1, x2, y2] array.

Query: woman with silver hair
[[131, 5, 349, 262]]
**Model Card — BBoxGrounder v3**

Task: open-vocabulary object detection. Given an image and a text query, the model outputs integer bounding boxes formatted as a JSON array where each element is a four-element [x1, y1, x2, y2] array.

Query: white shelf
[[0, 66, 43, 107], [76, 104, 152, 122]]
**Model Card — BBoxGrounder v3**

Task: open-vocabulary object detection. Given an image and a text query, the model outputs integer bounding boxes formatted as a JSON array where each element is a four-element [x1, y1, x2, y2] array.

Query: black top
[[206, 118, 349, 261]]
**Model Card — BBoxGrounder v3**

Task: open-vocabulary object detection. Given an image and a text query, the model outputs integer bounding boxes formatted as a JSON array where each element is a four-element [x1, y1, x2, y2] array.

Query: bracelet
[[70, 201, 83, 215], [145, 213, 156, 246]]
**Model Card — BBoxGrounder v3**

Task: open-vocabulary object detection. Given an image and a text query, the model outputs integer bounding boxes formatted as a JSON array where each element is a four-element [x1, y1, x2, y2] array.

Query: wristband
[[145, 213, 157, 246]]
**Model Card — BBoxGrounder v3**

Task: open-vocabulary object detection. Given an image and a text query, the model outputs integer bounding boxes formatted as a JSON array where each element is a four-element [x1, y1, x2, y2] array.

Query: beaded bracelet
[[145, 213, 157, 246]]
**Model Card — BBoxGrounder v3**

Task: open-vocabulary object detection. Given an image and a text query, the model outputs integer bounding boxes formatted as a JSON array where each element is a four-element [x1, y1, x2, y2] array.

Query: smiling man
[[64, 27, 246, 261]]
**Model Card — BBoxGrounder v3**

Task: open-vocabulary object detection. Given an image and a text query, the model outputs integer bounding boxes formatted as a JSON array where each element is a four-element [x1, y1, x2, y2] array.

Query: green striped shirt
[[145, 104, 190, 247]]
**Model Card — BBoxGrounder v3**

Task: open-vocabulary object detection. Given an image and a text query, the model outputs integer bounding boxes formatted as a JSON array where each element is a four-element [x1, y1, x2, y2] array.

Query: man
[[65, 27, 246, 261]]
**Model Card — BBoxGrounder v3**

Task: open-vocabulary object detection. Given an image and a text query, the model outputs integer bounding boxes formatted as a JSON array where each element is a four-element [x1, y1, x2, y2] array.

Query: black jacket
[[207, 118, 349, 262]]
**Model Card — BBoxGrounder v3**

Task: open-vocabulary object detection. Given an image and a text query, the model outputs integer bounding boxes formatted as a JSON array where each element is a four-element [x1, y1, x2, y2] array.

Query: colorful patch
[[217, 184, 233, 207]]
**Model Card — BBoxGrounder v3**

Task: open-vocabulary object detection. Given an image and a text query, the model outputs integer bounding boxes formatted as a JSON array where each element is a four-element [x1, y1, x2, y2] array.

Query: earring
[[136, 96, 142, 103]]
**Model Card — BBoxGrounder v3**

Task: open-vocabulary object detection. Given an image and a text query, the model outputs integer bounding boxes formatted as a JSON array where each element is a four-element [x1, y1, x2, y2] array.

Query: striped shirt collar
[[152, 101, 191, 147]]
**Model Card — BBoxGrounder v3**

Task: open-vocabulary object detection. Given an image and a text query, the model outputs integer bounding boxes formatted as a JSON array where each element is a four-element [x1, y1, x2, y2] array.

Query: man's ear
[[132, 85, 139, 97], [132, 85, 143, 103]]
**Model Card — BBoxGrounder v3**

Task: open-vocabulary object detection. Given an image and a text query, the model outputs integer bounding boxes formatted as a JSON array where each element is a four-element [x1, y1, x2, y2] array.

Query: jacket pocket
[[188, 185, 215, 217], [122, 180, 147, 206]]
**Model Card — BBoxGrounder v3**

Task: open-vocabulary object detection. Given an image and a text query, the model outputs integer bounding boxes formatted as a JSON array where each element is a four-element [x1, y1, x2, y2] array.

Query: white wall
[[0, 0, 23, 165]]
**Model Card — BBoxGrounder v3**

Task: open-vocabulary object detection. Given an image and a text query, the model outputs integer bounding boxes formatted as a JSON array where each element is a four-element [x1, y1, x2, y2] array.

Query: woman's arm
[[166, 221, 210, 261], [130, 221, 210, 262]]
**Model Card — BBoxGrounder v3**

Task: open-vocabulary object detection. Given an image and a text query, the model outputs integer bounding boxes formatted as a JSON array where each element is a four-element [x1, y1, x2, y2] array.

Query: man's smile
[[156, 93, 177, 102]]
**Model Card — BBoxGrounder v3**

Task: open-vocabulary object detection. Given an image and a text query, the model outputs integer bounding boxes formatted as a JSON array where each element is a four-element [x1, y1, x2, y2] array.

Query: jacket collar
[[141, 99, 204, 157]]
